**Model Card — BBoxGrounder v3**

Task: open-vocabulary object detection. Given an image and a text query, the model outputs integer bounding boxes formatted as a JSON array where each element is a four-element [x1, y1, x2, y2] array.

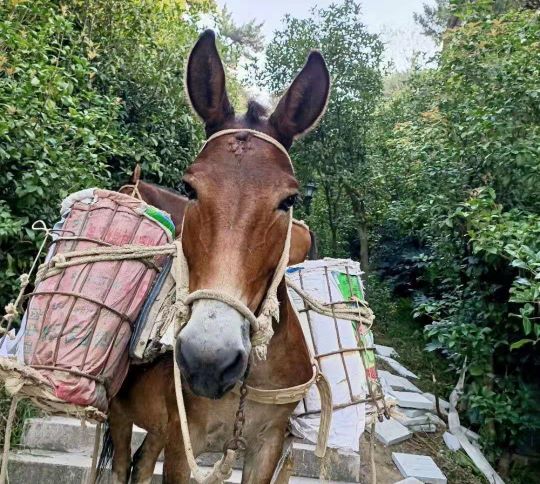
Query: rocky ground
[[355, 344, 486, 483]]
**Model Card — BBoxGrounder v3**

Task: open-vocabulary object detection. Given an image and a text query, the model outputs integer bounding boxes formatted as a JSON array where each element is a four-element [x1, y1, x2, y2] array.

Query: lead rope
[[0, 396, 19, 484], [171, 233, 237, 484], [173, 341, 238, 483]]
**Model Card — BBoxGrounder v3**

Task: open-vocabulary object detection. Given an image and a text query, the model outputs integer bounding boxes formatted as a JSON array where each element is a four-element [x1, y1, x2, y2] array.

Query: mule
[[105, 29, 330, 483]]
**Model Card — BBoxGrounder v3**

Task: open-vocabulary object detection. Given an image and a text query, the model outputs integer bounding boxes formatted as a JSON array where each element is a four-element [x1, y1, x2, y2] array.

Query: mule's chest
[[192, 393, 293, 453]]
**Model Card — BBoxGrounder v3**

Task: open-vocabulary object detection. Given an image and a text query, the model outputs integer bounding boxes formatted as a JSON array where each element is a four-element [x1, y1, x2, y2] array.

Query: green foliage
[[264, 0, 386, 261], [370, 6, 540, 463], [0, 0, 131, 306], [0, 0, 252, 311], [71, 0, 208, 186]]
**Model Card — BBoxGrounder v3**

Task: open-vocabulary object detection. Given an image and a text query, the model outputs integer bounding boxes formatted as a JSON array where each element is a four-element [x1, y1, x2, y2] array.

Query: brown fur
[[107, 29, 329, 483], [112, 181, 313, 484]]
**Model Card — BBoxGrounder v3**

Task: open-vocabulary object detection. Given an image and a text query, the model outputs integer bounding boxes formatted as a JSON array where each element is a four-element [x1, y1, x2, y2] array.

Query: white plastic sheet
[[288, 258, 368, 453]]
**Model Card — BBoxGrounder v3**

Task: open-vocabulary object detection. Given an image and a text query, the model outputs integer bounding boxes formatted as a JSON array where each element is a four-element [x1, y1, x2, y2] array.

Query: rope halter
[[171, 129, 294, 361]]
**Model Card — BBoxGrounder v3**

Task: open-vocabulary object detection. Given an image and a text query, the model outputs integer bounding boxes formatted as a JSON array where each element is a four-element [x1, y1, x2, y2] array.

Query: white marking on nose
[[181, 300, 251, 358]]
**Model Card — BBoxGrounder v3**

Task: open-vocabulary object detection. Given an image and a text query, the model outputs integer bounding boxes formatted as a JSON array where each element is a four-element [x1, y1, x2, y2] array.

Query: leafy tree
[[414, 0, 452, 41], [71, 0, 209, 186], [414, 0, 534, 43], [218, 5, 264, 56], [264, 0, 386, 269]]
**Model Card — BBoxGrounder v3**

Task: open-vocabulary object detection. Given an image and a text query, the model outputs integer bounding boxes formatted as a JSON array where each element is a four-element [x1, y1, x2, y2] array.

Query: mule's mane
[[144, 180, 183, 196]]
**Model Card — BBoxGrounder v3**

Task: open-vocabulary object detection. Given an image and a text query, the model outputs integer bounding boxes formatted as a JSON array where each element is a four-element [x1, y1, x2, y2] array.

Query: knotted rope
[[285, 277, 374, 327], [1, 221, 51, 338]]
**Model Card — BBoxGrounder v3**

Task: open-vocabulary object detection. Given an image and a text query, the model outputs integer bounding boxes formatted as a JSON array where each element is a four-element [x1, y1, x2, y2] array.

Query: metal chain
[[224, 370, 250, 452]]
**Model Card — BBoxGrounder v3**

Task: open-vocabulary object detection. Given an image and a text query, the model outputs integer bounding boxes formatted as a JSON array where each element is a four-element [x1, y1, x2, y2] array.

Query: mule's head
[[177, 30, 330, 399]]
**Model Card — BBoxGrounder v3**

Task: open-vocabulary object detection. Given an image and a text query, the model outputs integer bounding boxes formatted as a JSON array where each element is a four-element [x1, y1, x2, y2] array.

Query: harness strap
[[233, 362, 332, 458], [234, 363, 318, 405], [185, 290, 259, 328], [202, 128, 293, 172], [173, 339, 236, 484]]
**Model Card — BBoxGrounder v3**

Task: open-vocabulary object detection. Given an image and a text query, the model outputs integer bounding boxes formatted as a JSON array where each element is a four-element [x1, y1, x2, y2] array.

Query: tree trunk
[[330, 224, 338, 257], [308, 230, 319, 260], [345, 184, 370, 273], [357, 221, 370, 273]]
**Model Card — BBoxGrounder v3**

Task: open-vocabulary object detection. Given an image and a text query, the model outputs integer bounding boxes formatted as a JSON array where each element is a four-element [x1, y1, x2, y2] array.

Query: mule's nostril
[[176, 338, 193, 375], [220, 350, 246, 387]]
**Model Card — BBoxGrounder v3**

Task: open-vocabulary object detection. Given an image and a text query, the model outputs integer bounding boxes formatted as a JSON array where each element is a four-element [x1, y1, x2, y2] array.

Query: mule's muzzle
[[176, 300, 251, 399]]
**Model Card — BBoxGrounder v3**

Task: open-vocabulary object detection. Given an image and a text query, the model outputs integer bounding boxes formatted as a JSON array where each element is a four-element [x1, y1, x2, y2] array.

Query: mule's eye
[[180, 180, 197, 200], [278, 194, 298, 211]]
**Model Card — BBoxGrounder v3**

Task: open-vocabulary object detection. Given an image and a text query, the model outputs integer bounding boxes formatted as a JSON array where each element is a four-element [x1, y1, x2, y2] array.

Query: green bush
[[72, 0, 208, 186], [0, 0, 131, 308], [0, 0, 214, 311], [370, 6, 540, 465]]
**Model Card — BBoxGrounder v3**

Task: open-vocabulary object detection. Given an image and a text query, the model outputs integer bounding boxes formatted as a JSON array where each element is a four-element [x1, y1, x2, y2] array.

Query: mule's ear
[[186, 30, 234, 131], [269, 51, 330, 148], [130, 164, 141, 184]]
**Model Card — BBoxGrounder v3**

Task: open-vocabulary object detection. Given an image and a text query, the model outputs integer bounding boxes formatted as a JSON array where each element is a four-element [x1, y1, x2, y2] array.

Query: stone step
[[21, 417, 361, 482], [7, 449, 356, 484]]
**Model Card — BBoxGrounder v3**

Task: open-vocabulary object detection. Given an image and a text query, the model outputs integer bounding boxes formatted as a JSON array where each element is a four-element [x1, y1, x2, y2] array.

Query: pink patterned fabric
[[23, 189, 170, 412]]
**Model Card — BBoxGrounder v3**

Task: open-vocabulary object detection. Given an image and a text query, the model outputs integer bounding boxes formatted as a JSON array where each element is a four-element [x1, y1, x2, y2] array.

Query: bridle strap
[[185, 290, 259, 329], [202, 128, 293, 172]]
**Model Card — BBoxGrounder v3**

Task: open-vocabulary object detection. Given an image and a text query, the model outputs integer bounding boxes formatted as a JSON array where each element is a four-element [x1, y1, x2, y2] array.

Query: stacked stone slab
[[375, 346, 448, 439], [8, 416, 361, 483], [374, 346, 448, 483]]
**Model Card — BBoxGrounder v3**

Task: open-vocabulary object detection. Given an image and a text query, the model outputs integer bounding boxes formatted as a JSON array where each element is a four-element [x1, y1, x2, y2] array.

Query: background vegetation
[[1, 0, 538, 479], [262, 0, 539, 478]]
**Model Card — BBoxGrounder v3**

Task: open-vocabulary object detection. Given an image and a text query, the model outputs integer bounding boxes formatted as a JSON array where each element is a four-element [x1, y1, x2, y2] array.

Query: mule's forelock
[[245, 100, 268, 124]]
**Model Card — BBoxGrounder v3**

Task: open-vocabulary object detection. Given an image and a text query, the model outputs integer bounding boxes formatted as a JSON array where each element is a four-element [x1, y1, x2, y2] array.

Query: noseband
[[173, 129, 294, 361]]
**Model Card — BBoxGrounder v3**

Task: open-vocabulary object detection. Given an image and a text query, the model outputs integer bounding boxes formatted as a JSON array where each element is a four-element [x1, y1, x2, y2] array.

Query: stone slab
[[460, 426, 480, 442], [390, 391, 434, 410], [409, 424, 437, 433], [394, 415, 430, 427], [443, 432, 461, 451], [394, 479, 424, 484], [379, 371, 421, 393], [377, 356, 418, 379], [21, 417, 361, 481], [392, 452, 447, 484], [422, 393, 450, 413], [374, 344, 398, 358], [426, 413, 447, 428], [373, 418, 412, 446], [398, 407, 426, 418], [8, 449, 355, 484]]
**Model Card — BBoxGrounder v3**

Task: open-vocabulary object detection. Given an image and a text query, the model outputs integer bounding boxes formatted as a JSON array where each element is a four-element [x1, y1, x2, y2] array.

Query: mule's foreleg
[[242, 427, 288, 484], [109, 400, 134, 484], [131, 433, 165, 484], [162, 418, 191, 484]]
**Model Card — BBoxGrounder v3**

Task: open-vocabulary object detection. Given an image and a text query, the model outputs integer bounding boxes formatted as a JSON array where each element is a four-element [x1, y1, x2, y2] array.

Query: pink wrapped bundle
[[22, 189, 174, 412]]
